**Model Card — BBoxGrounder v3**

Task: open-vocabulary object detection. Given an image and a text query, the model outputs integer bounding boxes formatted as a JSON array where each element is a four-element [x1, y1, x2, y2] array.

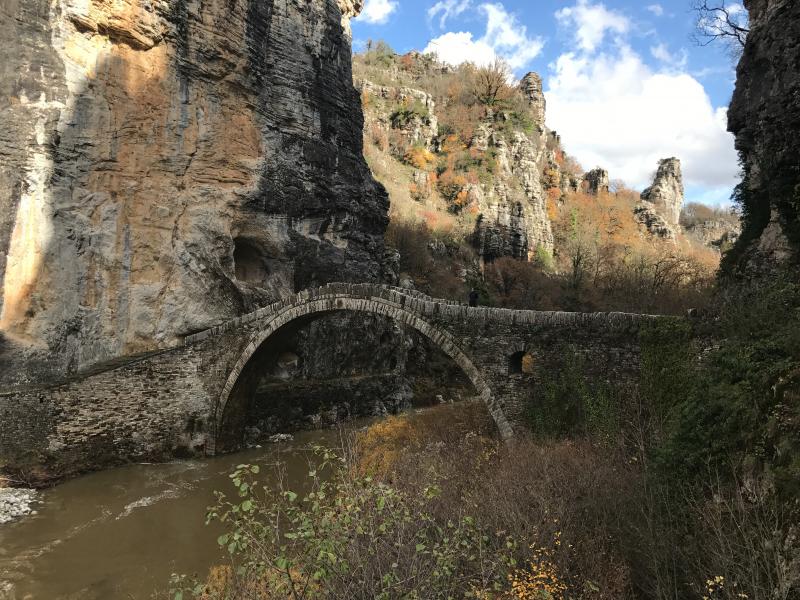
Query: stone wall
[[0, 284, 657, 484], [0, 0, 387, 379]]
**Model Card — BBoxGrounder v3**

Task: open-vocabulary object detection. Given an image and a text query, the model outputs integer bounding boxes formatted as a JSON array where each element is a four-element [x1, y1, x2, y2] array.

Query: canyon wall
[[0, 0, 387, 376], [725, 0, 800, 276]]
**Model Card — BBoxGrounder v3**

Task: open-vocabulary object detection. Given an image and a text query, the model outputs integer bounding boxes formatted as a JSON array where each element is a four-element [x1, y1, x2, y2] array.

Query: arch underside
[[213, 295, 514, 452]]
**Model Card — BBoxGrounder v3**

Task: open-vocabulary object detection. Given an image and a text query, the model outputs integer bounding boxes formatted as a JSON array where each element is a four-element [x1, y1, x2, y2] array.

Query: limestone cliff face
[[583, 168, 609, 196], [358, 69, 555, 265], [634, 158, 684, 239], [726, 0, 800, 275], [469, 124, 554, 262], [519, 72, 545, 127], [684, 218, 740, 252], [0, 0, 387, 373]]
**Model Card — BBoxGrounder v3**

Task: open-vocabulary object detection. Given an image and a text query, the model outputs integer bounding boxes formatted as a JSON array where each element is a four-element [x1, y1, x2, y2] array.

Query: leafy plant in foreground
[[171, 447, 516, 599]]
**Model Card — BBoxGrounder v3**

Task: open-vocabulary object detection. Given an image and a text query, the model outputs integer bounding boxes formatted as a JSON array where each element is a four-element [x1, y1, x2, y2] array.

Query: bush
[[402, 145, 435, 170], [651, 276, 800, 496], [363, 40, 395, 69], [173, 444, 516, 600], [390, 100, 430, 129]]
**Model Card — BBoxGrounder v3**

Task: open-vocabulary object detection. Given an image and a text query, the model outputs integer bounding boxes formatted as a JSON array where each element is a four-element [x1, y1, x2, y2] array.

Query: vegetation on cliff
[[354, 45, 732, 316]]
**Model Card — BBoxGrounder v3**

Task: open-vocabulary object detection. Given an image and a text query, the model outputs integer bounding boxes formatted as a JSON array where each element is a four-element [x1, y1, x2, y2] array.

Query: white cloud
[[650, 43, 671, 62], [424, 31, 498, 66], [424, 3, 544, 69], [727, 3, 746, 15], [646, 4, 664, 17], [546, 46, 739, 190], [555, 0, 629, 52], [650, 43, 688, 69], [428, 0, 471, 28], [356, 0, 398, 25]]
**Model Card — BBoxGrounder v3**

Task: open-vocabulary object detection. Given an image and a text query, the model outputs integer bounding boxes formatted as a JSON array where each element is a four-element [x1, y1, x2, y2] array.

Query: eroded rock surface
[[359, 72, 555, 264], [584, 168, 609, 196], [0, 0, 388, 377], [468, 123, 555, 261], [635, 158, 684, 239], [641, 158, 683, 227], [684, 218, 741, 252], [519, 72, 546, 127], [726, 0, 800, 276]]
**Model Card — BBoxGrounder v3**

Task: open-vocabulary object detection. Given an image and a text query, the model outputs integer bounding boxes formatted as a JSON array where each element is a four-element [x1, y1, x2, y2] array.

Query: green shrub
[[172, 449, 515, 600], [525, 347, 623, 441], [363, 40, 395, 69], [650, 276, 800, 497], [390, 100, 430, 129]]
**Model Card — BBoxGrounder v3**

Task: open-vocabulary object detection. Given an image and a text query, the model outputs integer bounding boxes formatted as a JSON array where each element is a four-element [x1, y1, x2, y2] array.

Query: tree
[[691, 1, 750, 59], [471, 59, 513, 107]]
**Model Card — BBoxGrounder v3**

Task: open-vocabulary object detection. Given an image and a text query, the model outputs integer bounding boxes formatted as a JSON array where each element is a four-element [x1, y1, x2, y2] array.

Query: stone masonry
[[0, 284, 661, 483]]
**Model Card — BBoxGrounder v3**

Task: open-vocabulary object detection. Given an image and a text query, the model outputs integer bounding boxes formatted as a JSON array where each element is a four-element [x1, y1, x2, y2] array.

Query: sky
[[351, 0, 743, 207]]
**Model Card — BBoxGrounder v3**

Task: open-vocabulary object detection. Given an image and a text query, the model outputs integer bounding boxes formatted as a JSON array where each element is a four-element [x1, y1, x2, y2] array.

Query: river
[[0, 428, 349, 599]]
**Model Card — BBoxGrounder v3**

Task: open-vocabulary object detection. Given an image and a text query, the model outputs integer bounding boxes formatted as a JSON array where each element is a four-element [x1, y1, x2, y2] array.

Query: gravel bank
[[0, 488, 37, 524]]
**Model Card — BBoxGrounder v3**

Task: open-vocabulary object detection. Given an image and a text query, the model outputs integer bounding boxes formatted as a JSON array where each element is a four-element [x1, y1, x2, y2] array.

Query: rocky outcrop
[[359, 81, 439, 150], [633, 205, 677, 240], [359, 68, 555, 264], [725, 0, 800, 276], [641, 158, 684, 227], [584, 168, 609, 196], [635, 158, 684, 239], [684, 218, 741, 251], [469, 124, 555, 262], [0, 0, 388, 376], [519, 72, 546, 127]]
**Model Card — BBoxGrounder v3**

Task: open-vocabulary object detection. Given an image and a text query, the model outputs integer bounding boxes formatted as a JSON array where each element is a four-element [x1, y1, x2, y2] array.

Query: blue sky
[[352, 0, 743, 206]]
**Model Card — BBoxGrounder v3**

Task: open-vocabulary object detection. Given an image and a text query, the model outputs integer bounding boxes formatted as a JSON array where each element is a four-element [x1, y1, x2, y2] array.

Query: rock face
[[519, 72, 546, 127], [635, 158, 684, 239], [584, 168, 609, 196], [684, 218, 741, 252], [359, 81, 439, 151], [469, 125, 555, 262], [0, 0, 388, 374], [641, 158, 683, 227], [359, 70, 555, 264], [726, 0, 800, 276]]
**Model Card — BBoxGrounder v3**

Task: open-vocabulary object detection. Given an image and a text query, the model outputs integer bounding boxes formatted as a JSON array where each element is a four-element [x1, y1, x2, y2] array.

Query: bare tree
[[472, 59, 513, 107], [691, 1, 750, 59]]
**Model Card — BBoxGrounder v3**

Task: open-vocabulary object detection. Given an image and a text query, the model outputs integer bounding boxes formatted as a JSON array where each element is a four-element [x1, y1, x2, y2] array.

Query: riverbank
[[0, 427, 353, 599], [0, 488, 37, 525]]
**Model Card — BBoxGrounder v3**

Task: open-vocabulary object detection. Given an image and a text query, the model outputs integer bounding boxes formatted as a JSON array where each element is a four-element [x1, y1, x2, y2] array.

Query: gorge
[[1, 0, 799, 598]]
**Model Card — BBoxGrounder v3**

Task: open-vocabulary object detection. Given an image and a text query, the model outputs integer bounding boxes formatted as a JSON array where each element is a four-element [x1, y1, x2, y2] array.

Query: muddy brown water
[[0, 428, 351, 599]]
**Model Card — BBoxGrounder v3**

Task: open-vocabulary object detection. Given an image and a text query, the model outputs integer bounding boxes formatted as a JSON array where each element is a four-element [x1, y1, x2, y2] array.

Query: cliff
[[0, 0, 388, 376], [634, 158, 684, 240], [725, 0, 800, 276], [356, 55, 558, 267]]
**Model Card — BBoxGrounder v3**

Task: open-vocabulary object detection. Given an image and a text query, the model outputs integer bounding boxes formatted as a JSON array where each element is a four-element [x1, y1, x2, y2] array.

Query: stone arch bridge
[[0, 283, 658, 481]]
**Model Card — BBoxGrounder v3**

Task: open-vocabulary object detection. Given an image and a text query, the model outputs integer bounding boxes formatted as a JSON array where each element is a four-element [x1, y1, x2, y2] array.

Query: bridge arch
[[213, 293, 514, 452]]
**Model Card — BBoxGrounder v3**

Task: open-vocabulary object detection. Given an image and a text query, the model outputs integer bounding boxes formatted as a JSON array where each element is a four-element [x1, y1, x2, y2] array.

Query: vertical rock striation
[[640, 158, 684, 228], [519, 72, 546, 127], [725, 0, 800, 276], [634, 158, 684, 239], [0, 0, 388, 376]]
